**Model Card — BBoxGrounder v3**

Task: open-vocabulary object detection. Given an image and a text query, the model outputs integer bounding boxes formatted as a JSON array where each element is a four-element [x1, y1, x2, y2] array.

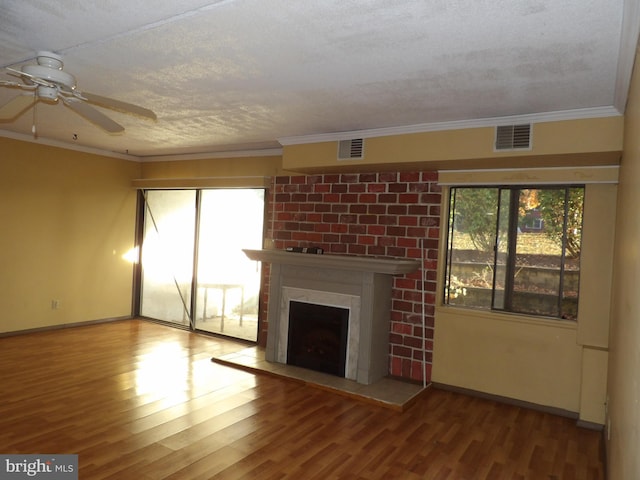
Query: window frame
[[442, 184, 585, 320]]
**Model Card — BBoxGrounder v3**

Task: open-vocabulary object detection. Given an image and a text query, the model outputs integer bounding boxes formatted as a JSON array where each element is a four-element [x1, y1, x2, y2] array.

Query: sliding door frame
[[135, 187, 265, 342]]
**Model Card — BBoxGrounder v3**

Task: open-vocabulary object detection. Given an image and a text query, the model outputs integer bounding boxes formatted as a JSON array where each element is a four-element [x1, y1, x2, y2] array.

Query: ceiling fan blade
[[0, 94, 35, 120], [5, 67, 25, 79], [79, 92, 156, 120], [6, 67, 56, 88], [0, 79, 24, 88], [64, 98, 124, 133]]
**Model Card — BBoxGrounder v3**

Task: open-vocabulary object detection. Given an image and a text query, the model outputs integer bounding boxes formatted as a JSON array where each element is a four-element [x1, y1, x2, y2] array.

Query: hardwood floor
[[0, 319, 604, 479]]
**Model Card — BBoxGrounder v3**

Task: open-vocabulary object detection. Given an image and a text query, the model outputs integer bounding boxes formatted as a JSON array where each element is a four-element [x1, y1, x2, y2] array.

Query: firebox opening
[[287, 300, 349, 377]]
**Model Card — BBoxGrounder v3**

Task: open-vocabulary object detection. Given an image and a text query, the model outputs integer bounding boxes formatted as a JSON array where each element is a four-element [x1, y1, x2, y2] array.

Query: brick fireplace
[[259, 171, 441, 383]]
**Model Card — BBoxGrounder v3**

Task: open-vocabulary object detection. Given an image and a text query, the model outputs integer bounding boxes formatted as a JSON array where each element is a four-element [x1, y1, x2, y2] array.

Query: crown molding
[[278, 106, 622, 146], [0, 129, 284, 162], [139, 148, 283, 162], [0, 130, 138, 161]]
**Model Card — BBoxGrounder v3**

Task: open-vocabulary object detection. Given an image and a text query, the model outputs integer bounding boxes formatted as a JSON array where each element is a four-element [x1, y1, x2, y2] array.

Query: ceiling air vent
[[495, 124, 532, 151], [338, 138, 364, 160]]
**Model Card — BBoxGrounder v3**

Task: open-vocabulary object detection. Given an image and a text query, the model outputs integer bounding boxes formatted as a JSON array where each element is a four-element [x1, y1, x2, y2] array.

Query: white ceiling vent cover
[[495, 124, 532, 151], [338, 138, 364, 160]]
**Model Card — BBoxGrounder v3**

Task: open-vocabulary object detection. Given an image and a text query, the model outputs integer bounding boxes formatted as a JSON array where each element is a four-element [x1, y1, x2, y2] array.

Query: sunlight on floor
[[135, 342, 190, 398]]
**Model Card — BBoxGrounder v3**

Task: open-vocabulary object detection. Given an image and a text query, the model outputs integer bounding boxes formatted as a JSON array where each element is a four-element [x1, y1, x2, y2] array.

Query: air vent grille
[[495, 124, 531, 150], [338, 138, 364, 160]]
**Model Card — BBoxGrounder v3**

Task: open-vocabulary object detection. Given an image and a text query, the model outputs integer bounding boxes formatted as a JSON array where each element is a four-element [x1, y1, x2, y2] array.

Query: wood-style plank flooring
[[0, 320, 604, 479]]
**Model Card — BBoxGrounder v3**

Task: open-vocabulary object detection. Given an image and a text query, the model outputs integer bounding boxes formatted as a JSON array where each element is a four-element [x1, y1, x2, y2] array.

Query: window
[[444, 186, 584, 320]]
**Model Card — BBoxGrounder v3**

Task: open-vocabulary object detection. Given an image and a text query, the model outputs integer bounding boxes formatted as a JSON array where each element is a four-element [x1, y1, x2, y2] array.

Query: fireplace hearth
[[287, 301, 349, 377]]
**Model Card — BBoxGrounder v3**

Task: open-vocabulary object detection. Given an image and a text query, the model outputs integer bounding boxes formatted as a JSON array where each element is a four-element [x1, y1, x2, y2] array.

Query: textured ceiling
[[0, 0, 637, 160]]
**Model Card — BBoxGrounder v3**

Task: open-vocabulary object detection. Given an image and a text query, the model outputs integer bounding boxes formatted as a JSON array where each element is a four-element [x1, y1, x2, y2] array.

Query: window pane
[[561, 187, 584, 320], [194, 189, 264, 341], [141, 190, 196, 325], [511, 189, 562, 317], [445, 188, 499, 309], [512, 188, 583, 319]]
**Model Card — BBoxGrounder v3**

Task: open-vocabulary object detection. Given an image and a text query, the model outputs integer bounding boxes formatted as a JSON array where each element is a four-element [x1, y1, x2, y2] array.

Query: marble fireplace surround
[[243, 249, 420, 385]]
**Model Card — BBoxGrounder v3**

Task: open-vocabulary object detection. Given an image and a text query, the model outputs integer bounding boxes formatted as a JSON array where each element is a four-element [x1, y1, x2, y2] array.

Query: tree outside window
[[444, 186, 584, 320]]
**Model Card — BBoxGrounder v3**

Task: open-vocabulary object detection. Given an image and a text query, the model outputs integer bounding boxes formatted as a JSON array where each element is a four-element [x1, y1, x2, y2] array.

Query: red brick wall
[[259, 171, 441, 383]]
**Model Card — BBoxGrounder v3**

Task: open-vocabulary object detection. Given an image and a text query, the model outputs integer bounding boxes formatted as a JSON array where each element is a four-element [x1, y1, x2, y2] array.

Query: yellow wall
[[607, 49, 640, 479], [578, 184, 617, 348], [0, 138, 141, 333], [140, 155, 289, 181], [282, 116, 622, 173], [580, 348, 609, 426], [433, 309, 583, 411], [432, 181, 616, 420]]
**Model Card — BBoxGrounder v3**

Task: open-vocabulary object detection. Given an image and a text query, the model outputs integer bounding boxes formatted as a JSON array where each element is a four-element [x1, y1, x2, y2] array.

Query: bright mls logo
[[0, 455, 77, 479]]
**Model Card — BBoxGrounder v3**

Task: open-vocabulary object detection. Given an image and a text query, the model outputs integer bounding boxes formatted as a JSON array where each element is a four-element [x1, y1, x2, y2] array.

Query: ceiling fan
[[0, 51, 156, 133]]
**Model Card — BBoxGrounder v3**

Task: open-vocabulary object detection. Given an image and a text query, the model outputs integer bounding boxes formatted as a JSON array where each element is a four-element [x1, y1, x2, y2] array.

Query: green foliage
[[537, 188, 584, 258], [451, 188, 499, 252], [451, 187, 584, 259]]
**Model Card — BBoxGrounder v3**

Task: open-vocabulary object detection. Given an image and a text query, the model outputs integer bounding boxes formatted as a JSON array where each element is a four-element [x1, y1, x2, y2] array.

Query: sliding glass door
[[140, 188, 264, 341], [194, 189, 264, 340], [140, 190, 196, 326]]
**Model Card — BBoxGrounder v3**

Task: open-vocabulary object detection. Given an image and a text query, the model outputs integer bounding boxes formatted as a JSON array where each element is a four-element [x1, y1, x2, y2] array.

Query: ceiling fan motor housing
[[22, 65, 76, 91], [37, 85, 58, 102], [21, 51, 76, 96], [36, 51, 64, 69]]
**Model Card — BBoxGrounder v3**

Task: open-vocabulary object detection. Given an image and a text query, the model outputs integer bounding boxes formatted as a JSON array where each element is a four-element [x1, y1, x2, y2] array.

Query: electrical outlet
[[51, 299, 60, 310]]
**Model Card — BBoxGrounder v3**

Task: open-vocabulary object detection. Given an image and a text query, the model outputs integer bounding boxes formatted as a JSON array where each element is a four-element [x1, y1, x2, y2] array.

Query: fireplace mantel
[[244, 248, 421, 385], [242, 249, 420, 275]]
